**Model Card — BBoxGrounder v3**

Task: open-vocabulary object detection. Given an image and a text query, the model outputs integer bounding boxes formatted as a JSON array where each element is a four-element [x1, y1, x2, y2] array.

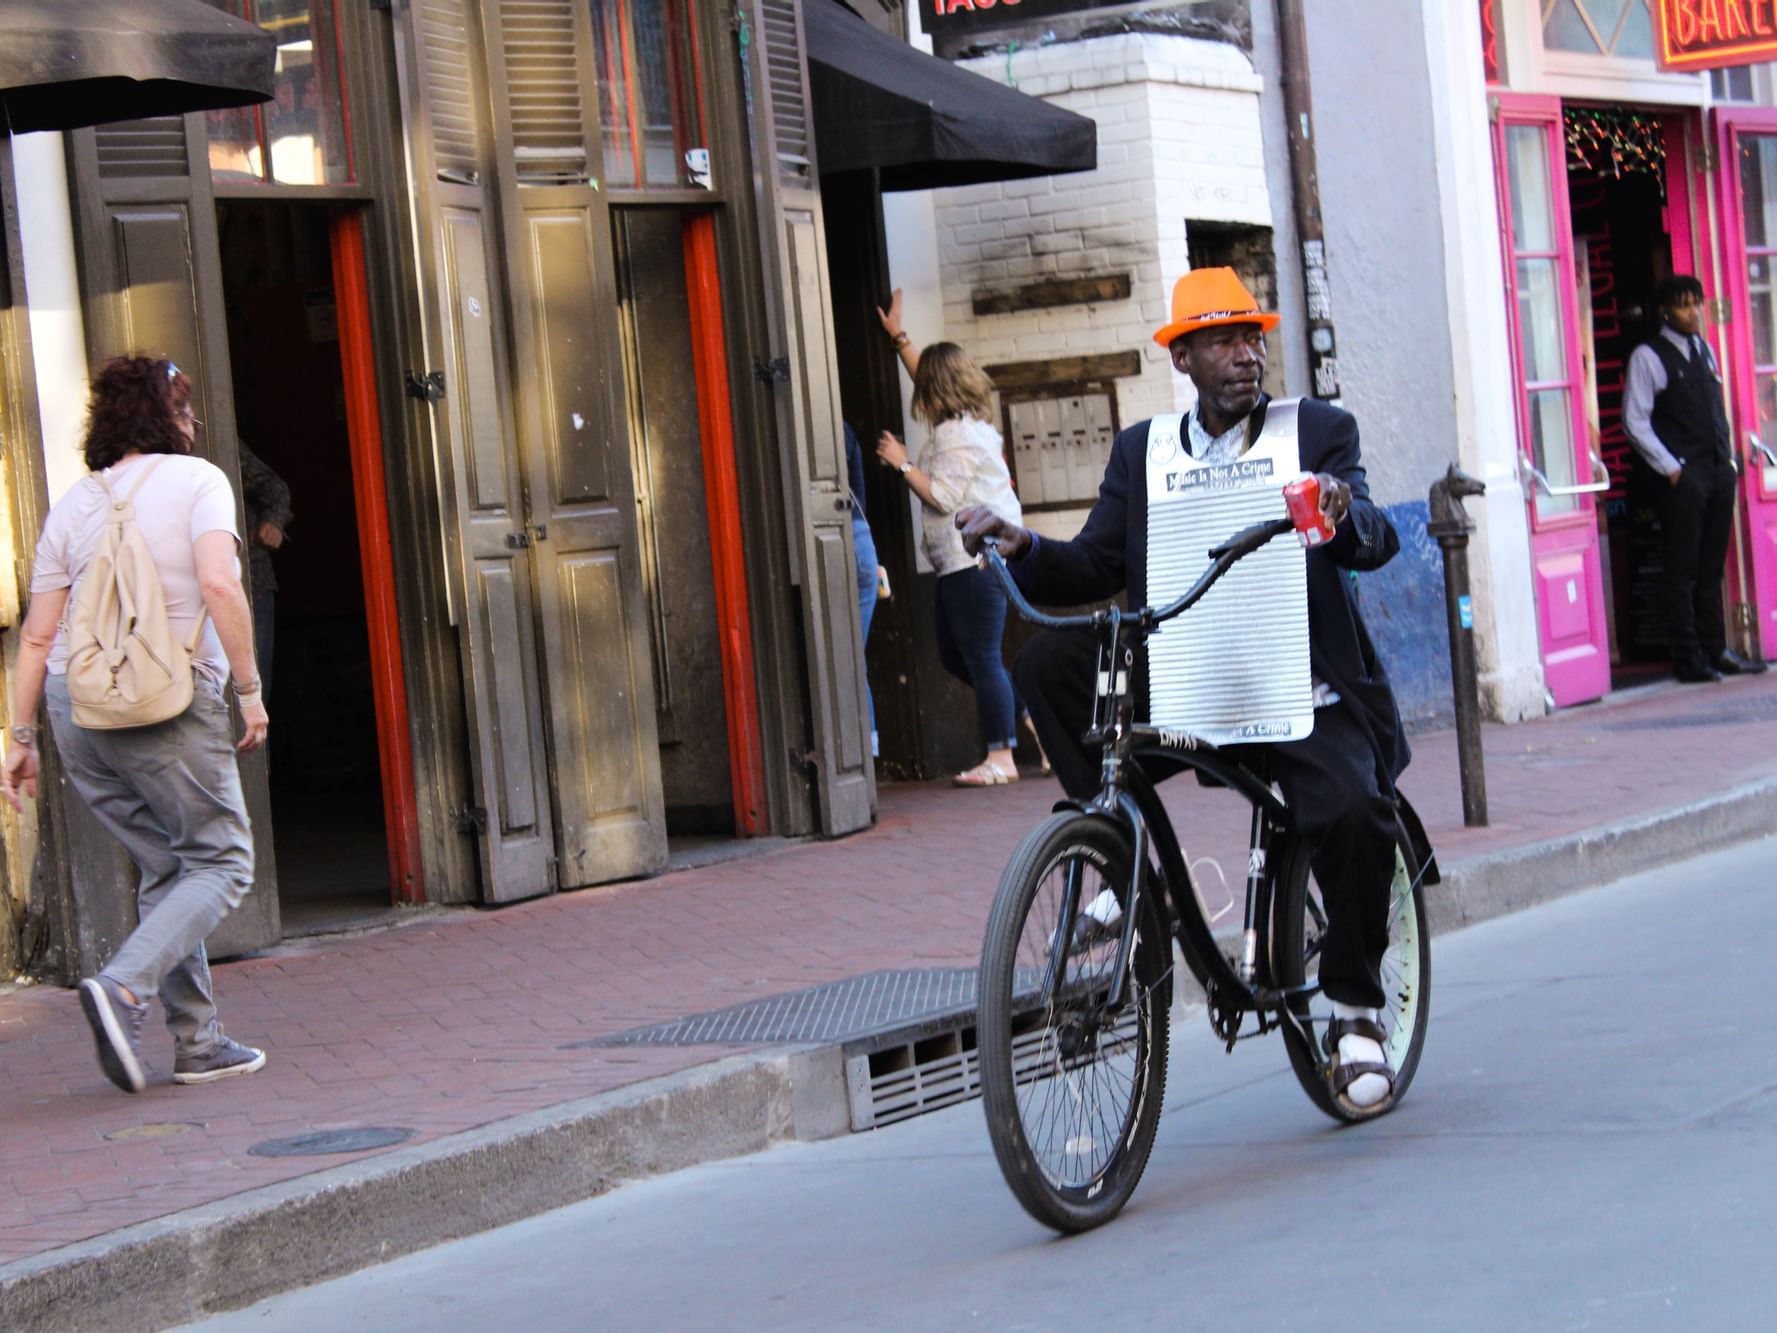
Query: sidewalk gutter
[[4, 782, 1775, 1330], [0, 1048, 849, 1333], [1425, 774, 1777, 936]]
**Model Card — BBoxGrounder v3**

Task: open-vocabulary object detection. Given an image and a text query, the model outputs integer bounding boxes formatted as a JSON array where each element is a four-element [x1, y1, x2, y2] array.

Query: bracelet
[[234, 686, 264, 710], [231, 677, 261, 697], [890, 332, 910, 350]]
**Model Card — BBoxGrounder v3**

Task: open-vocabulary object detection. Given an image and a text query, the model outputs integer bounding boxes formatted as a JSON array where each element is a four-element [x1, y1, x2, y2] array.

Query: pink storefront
[[1486, 0, 1777, 704]]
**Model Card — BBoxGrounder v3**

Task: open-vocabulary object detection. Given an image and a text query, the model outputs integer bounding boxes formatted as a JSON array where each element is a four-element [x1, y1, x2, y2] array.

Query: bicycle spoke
[[1005, 844, 1152, 1191]]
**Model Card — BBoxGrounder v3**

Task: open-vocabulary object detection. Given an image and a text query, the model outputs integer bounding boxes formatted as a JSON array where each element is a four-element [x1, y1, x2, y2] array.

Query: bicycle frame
[[978, 519, 1311, 1029]]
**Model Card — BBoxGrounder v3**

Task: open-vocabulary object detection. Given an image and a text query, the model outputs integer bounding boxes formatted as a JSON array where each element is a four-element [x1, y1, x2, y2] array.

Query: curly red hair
[[82, 355, 195, 471]]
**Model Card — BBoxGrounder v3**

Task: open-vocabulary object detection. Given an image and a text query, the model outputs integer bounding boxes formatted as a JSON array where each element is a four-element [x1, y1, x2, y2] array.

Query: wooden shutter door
[[394, 0, 556, 900], [66, 116, 281, 960], [484, 0, 668, 884], [741, 0, 874, 834]]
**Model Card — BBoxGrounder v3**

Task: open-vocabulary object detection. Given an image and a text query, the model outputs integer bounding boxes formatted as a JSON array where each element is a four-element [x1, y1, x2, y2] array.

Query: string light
[[1565, 106, 1666, 183]]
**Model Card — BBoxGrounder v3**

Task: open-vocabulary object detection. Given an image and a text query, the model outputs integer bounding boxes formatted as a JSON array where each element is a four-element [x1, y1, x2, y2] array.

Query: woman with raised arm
[[874, 289, 1042, 785]]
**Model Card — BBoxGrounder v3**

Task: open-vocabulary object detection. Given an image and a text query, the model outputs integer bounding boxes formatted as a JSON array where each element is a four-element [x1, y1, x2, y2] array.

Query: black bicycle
[[975, 516, 1438, 1234]]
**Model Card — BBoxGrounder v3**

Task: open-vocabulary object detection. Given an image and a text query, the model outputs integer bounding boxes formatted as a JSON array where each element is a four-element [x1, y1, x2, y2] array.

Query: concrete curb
[[3, 783, 1774, 1330], [0, 1047, 848, 1332], [1426, 774, 1777, 937]]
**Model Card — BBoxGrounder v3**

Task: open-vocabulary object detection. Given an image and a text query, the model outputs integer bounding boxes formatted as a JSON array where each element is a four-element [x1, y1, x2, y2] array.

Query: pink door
[[1715, 109, 1777, 661], [1493, 95, 1612, 706]]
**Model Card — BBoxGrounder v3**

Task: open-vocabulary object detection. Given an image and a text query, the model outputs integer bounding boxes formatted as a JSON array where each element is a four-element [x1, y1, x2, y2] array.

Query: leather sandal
[[1324, 1015, 1395, 1104], [952, 759, 1018, 787]]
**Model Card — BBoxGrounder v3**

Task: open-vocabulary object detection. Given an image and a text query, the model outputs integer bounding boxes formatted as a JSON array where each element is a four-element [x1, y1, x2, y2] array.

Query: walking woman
[[875, 291, 1036, 786], [3, 356, 269, 1093]]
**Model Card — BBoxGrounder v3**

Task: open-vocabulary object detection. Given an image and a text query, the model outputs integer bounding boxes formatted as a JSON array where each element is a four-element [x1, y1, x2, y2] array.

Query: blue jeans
[[935, 564, 1023, 751], [45, 673, 255, 1056], [852, 514, 878, 756]]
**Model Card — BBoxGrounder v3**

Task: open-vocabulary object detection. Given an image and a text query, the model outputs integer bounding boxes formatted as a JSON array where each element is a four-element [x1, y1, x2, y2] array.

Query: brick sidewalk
[[2, 672, 1774, 1266]]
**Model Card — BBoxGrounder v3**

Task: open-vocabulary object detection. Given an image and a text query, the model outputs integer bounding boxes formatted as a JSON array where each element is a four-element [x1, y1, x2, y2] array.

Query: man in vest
[[954, 269, 1408, 1114], [1624, 274, 1767, 682]]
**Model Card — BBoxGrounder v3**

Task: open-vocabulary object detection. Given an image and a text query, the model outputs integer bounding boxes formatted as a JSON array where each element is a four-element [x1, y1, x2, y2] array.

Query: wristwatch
[[898, 461, 913, 476], [11, 725, 39, 749]]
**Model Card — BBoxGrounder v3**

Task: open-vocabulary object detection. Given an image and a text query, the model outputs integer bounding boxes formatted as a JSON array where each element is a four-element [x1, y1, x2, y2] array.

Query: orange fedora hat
[[1152, 267, 1281, 348]]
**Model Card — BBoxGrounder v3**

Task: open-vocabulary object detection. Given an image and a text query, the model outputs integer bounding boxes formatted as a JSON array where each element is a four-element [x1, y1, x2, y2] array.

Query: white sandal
[[952, 759, 1018, 787]]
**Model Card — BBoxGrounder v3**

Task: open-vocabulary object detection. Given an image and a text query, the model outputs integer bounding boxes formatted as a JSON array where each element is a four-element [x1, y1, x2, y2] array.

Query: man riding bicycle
[[957, 268, 1409, 1109]]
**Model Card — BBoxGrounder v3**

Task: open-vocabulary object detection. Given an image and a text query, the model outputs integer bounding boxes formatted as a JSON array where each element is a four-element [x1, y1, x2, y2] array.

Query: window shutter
[[418, 0, 481, 180], [94, 119, 189, 181], [499, 0, 590, 184], [759, 0, 811, 182]]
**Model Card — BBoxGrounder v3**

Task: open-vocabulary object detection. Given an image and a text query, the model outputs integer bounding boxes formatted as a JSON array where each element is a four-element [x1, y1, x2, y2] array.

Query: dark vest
[[1648, 333, 1731, 464]]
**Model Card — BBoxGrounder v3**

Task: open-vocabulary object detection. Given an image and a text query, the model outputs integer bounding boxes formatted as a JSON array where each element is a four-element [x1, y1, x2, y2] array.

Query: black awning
[[804, 0, 1096, 192], [0, 0, 275, 135]]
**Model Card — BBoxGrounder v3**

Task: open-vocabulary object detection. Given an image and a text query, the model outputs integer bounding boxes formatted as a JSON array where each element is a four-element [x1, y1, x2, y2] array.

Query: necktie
[[1691, 334, 1706, 367]]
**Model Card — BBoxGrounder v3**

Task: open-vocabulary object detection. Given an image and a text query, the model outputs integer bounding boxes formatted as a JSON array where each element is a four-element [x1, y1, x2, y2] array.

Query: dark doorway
[[1568, 151, 1674, 689], [217, 199, 391, 932], [611, 206, 735, 835]]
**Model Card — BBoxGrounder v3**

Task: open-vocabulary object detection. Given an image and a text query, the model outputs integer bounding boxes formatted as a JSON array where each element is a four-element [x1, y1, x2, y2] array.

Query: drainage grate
[[844, 993, 1140, 1131], [585, 969, 980, 1048], [585, 967, 1133, 1134]]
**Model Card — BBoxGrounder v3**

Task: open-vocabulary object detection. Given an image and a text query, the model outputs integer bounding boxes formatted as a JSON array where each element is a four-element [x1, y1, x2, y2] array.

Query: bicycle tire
[[1273, 818, 1430, 1124], [978, 812, 1171, 1233]]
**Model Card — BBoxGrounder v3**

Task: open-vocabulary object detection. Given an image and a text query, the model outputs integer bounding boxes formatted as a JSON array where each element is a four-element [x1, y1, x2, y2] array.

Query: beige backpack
[[64, 457, 207, 729]]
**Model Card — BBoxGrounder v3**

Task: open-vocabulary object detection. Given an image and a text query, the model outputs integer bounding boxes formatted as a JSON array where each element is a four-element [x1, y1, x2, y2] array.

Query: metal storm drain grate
[[587, 968, 1096, 1133], [586, 969, 980, 1048], [248, 1127, 414, 1158]]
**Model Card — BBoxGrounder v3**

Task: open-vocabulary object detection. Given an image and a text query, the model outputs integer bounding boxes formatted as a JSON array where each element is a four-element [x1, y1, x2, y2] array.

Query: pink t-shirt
[[31, 453, 241, 686]]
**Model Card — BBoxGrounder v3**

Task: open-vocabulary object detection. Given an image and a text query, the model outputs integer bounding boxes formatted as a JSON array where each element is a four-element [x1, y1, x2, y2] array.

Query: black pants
[[1014, 629, 1396, 1009], [1656, 454, 1737, 666]]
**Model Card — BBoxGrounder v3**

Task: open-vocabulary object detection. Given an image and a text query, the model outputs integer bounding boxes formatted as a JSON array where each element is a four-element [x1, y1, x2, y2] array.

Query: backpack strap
[[99, 454, 168, 511], [96, 456, 214, 657]]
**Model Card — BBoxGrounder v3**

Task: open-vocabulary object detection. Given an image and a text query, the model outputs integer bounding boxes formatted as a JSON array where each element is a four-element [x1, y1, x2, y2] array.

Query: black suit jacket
[[1012, 396, 1410, 790]]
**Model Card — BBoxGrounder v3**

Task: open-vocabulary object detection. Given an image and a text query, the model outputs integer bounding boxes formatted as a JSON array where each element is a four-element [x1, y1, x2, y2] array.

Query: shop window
[[591, 0, 709, 190], [1711, 65, 1758, 104], [1542, 0, 1655, 61], [203, 0, 354, 187]]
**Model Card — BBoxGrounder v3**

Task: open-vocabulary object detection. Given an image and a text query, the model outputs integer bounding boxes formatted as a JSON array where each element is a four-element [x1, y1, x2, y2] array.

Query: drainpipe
[[1274, 0, 1340, 402]]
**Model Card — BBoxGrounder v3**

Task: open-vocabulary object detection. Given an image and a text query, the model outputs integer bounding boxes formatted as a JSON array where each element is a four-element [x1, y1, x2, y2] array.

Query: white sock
[[1083, 889, 1123, 927], [1331, 1001, 1390, 1108]]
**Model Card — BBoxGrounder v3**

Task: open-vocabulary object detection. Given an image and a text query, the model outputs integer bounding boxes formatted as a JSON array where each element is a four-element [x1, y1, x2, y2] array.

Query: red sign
[[1655, 0, 1777, 72]]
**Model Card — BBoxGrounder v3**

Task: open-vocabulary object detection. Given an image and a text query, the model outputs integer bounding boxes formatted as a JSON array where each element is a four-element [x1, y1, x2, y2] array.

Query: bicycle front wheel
[[978, 812, 1171, 1233], [1274, 818, 1430, 1123]]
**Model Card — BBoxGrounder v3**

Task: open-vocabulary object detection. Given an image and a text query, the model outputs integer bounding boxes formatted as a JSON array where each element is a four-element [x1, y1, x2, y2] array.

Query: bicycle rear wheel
[[978, 813, 1171, 1233], [1274, 820, 1430, 1123]]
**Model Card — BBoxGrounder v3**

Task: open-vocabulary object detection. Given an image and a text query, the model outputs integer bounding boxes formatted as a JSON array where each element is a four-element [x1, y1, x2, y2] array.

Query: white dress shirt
[[1623, 325, 1719, 479]]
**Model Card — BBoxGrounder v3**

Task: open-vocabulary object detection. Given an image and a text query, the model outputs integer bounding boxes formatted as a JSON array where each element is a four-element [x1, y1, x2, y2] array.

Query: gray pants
[[46, 673, 255, 1055]]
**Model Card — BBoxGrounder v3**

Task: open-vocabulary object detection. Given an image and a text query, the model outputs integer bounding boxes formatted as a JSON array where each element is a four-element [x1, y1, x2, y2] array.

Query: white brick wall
[[928, 34, 1276, 441]]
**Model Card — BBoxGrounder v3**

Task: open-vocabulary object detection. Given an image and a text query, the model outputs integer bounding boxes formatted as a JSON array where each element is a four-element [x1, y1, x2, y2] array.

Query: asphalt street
[[193, 835, 1777, 1332]]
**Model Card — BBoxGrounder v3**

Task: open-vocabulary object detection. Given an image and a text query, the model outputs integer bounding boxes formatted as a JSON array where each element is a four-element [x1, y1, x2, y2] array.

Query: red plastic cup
[[1283, 472, 1335, 547]]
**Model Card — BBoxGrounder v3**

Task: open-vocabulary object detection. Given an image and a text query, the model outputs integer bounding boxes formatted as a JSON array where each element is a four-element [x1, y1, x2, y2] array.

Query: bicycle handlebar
[[978, 515, 1296, 635]]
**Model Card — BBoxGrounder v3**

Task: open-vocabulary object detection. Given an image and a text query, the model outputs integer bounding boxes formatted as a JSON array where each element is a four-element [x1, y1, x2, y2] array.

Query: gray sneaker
[[174, 1035, 266, 1085], [79, 976, 147, 1094]]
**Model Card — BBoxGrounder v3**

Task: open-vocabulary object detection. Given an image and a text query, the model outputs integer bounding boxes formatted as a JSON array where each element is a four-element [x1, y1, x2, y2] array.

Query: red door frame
[[1712, 107, 1777, 660], [683, 212, 767, 835], [1492, 92, 1612, 705], [329, 208, 425, 902]]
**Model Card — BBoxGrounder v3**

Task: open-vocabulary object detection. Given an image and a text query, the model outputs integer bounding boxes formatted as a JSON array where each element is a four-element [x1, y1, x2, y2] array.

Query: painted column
[[1421, 0, 1549, 720], [12, 132, 90, 505]]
